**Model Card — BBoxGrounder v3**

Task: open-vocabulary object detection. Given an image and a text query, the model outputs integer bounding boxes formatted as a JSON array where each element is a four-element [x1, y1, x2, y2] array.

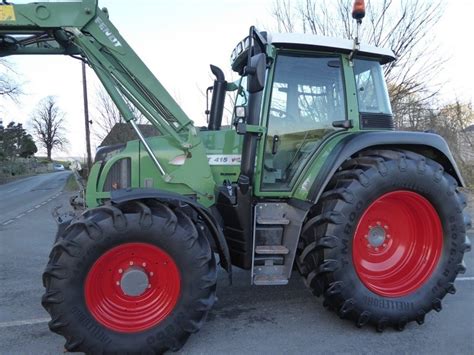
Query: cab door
[[258, 53, 347, 192]]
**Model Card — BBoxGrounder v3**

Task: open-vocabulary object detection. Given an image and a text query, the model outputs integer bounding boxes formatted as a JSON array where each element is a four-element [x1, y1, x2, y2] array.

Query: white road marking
[[0, 318, 50, 328], [456, 277, 474, 281], [5, 188, 18, 193], [1, 193, 63, 225]]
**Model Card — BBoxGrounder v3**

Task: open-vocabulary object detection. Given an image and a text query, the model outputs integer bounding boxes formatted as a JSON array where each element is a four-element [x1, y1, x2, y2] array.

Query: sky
[[1, 0, 473, 159]]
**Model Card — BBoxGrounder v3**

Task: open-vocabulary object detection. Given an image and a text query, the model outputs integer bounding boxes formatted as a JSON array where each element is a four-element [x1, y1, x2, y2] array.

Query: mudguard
[[308, 131, 465, 203], [110, 188, 232, 276]]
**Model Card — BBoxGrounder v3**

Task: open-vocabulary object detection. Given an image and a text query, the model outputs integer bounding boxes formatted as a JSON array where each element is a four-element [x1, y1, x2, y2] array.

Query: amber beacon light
[[352, 0, 366, 20]]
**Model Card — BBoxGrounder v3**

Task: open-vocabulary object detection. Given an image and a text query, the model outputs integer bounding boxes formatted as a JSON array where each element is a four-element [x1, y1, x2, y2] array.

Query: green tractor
[[1, 0, 471, 353]]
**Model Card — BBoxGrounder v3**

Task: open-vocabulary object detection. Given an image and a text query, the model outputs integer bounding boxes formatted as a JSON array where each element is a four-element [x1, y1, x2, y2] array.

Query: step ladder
[[251, 203, 299, 286]]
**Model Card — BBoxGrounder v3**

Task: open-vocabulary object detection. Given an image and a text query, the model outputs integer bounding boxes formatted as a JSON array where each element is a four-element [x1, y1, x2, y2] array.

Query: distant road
[[0, 171, 71, 225]]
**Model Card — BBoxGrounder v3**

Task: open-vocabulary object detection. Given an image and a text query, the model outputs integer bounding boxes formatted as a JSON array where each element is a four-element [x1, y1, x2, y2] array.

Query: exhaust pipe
[[208, 65, 226, 131]]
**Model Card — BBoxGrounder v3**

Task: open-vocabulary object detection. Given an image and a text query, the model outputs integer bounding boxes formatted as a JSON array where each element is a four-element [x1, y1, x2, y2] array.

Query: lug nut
[[129, 261, 134, 266], [375, 247, 379, 252], [118, 268, 123, 274], [150, 272, 154, 276], [142, 262, 147, 267], [116, 281, 120, 286]]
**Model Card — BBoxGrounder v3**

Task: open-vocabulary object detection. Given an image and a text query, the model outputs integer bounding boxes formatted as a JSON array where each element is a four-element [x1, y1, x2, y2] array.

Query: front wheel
[[298, 149, 471, 330], [42, 200, 217, 353]]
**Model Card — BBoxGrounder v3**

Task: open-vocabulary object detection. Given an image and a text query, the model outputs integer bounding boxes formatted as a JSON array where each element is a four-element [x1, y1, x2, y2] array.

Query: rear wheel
[[42, 200, 217, 353], [297, 149, 471, 330], [353, 190, 443, 297]]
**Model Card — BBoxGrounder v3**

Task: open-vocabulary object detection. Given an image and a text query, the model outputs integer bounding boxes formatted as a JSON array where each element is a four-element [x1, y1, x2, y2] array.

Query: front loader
[[0, 0, 471, 353]]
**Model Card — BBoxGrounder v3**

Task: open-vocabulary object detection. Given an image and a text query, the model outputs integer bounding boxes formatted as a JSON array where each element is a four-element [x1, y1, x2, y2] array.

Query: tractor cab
[[207, 29, 396, 195]]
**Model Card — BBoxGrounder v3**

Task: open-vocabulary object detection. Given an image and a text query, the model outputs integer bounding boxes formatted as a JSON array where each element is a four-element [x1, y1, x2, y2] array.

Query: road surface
[[0, 174, 472, 354], [0, 171, 71, 226]]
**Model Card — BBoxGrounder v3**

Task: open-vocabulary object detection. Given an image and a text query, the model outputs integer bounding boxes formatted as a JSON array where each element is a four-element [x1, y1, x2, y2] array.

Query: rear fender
[[306, 131, 465, 203]]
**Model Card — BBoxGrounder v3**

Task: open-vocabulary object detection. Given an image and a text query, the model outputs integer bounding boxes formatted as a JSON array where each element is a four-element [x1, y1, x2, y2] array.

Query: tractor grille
[[104, 158, 131, 191], [360, 113, 394, 129]]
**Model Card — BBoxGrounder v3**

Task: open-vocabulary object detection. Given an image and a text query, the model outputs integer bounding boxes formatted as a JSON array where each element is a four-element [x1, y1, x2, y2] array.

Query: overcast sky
[[1, 0, 473, 159]]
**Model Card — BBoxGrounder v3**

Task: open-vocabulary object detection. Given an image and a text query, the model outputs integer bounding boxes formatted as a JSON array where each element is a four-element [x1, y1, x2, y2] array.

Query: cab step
[[253, 274, 289, 286], [255, 245, 289, 255], [251, 202, 307, 286], [256, 217, 290, 225]]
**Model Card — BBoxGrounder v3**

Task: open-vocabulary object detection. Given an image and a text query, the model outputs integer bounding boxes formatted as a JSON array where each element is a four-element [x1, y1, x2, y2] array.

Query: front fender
[[110, 188, 232, 276]]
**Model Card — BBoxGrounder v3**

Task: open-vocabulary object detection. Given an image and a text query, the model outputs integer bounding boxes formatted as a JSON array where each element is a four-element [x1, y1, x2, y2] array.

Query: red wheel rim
[[353, 191, 443, 297], [85, 242, 180, 333]]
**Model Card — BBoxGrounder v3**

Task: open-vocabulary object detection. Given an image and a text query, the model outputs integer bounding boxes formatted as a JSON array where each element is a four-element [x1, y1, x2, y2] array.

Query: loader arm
[[0, 0, 197, 173]]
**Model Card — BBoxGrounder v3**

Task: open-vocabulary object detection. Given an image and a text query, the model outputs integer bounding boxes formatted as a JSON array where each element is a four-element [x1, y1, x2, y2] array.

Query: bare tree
[[0, 59, 21, 100], [392, 95, 474, 185], [434, 101, 474, 185], [434, 101, 474, 157], [31, 96, 68, 160], [271, 0, 445, 119], [92, 88, 146, 142]]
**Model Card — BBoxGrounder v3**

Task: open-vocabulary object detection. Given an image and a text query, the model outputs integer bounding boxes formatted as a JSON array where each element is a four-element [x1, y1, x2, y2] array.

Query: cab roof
[[268, 32, 396, 64]]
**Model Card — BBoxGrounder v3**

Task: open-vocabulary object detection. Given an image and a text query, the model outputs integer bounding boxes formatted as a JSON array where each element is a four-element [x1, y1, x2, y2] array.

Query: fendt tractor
[[0, 0, 471, 353]]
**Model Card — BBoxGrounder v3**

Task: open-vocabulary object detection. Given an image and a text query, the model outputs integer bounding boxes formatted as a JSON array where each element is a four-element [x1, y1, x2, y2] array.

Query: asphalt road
[[0, 174, 472, 354], [0, 171, 71, 226]]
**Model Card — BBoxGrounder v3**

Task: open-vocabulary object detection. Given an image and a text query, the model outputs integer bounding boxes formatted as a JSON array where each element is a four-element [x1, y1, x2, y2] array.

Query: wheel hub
[[120, 267, 149, 297], [367, 225, 386, 248]]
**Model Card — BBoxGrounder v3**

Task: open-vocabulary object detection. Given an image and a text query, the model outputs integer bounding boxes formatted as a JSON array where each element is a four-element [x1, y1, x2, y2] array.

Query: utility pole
[[82, 60, 93, 173]]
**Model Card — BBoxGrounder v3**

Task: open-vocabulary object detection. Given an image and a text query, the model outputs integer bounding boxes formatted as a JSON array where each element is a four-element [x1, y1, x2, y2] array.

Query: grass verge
[[64, 173, 80, 192]]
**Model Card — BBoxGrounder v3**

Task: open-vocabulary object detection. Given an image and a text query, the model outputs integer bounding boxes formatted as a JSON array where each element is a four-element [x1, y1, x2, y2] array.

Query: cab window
[[353, 59, 392, 114]]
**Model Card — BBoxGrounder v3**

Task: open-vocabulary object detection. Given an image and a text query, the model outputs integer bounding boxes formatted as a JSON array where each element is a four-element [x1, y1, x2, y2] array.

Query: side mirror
[[246, 53, 266, 93]]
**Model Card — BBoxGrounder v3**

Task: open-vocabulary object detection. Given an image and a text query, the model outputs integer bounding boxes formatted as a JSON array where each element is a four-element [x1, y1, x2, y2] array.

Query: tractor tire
[[42, 199, 217, 353], [53, 220, 70, 244], [297, 149, 471, 331]]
